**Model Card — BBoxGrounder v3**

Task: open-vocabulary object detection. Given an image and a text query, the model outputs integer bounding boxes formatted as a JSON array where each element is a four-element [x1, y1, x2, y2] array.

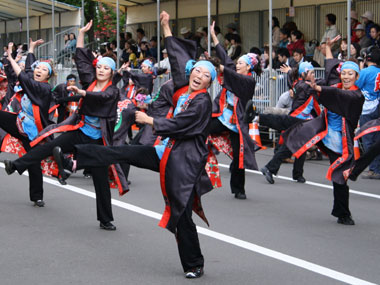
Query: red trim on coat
[[126, 84, 135, 99], [289, 96, 313, 118], [292, 111, 329, 158], [49, 104, 59, 114], [32, 105, 43, 133], [354, 126, 380, 140], [326, 117, 350, 181], [212, 88, 226, 118], [233, 96, 245, 169], [157, 88, 206, 230]]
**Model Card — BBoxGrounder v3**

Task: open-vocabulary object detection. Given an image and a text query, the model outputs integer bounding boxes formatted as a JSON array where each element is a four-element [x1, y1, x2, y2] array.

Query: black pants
[[209, 118, 245, 194], [13, 130, 113, 223], [260, 114, 306, 179], [0, 111, 43, 202], [75, 144, 204, 271], [351, 139, 380, 178], [317, 142, 351, 218]]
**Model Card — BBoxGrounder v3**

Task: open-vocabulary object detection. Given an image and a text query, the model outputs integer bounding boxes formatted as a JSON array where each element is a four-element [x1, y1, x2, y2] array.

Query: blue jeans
[[360, 105, 380, 174]]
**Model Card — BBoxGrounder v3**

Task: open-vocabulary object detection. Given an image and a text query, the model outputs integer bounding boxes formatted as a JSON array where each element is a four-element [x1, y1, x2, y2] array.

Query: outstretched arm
[[210, 21, 219, 46], [6, 43, 21, 76], [28, 38, 44, 54], [160, 11, 172, 38], [325, 35, 341, 60], [77, 20, 93, 48]]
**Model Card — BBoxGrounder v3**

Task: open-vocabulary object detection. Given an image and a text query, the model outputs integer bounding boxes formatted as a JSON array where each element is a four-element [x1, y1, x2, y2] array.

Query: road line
[[218, 163, 380, 200], [0, 163, 375, 285]]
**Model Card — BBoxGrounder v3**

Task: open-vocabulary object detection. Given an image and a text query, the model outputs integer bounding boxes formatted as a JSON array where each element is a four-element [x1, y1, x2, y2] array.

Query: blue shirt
[[295, 97, 314, 120], [155, 93, 190, 159], [355, 65, 380, 114], [217, 91, 238, 133], [80, 116, 102, 140], [18, 94, 39, 141], [322, 111, 343, 154]]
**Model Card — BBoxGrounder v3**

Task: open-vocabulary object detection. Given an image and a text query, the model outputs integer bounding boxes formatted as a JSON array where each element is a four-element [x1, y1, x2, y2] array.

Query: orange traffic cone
[[354, 139, 360, 160], [249, 122, 266, 150]]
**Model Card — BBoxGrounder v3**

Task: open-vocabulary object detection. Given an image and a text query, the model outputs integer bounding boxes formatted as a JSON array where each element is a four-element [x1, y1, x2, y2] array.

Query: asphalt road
[[0, 149, 379, 285]]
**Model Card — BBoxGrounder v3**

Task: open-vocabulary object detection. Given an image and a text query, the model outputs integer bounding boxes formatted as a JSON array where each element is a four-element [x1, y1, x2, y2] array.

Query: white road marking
[[0, 163, 375, 285], [218, 163, 380, 200]]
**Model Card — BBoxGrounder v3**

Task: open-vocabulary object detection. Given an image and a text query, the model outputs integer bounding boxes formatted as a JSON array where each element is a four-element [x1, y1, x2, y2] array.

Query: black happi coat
[[212, 43, 258, 170], [287, 70, 321, 118], [30, 48, 128, 194], [283, 83, 364, 184], [155, 36, 213, 233]]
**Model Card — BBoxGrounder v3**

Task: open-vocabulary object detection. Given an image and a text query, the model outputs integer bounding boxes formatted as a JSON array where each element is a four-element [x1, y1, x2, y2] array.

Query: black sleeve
[[56, 95, 82, 104], [319, 87, 364, 119], [25, 53, 36, 77], [2, 58, 18, 85], [222, 67, 256, 103], [215, 43, 235, 70], [324, 58, 341, 86], [164, 36, 197, 90], [124, 69, 154, 94], [74, 47, 96, 89]]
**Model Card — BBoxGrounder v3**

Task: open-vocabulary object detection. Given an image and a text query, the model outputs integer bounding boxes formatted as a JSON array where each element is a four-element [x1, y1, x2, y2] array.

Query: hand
[[210, 21, 216, 38], [160, 11, 170, 26], [7, 42, 14, 58], [80, 20, 93, 34], [279, 64, 291, 73], [29, 38, 44, 48], [15, 54, 22, 62], [67, 85, 86, 96], [326, 35, 341, 47], [135, 111, 151, 124], [305, 78, 322, 92], [204, 51, 210, 59]]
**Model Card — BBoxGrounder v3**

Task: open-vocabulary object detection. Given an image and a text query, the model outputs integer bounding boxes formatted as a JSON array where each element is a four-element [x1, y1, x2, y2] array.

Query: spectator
[[277, 47, 293, 67], [292, 48, 320, 67], [278, 28, 289, 49], [149, 36, 161, 61], [125, 32, 132, 41], [361, 11, 376, 40], [136, 28, 148, 44], [350, 42, 361, 59], [272, 17, 281, 47], [121, 40, 131, 63], [226, 22, 238, 35], [355, 24, 372, 50], [282, 21, 297, 34], [225, 34, 235, 57], [200, 27, 208, 51], [370, 25, 380, 48], [67, 33, 77, 52], [120, 32, 126, 48], [263, 46, 280, 69], [338, 38, 348, 60], [287, 30, 305, 56], [230, 34, 242, 60], [102, 42, 117, 61], [154, 48, 170, 72], [180, 27, 193, 40], [313, 42, 327, 67], [127, 44, 138, 68], [321, 13, 340, 53], [346, 11, 361, 43], [138, 41, 151, 63]]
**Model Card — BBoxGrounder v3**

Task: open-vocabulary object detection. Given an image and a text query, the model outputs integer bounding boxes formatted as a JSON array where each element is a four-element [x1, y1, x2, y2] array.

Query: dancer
[[280, 60, 364, 225], [5, 20, 125, 230], [54, 10, 216, 278], [51, 74, 81, 123], [257, 62, 321, 184], [207, 21, 260, 199], [0, 39, 52, 207]]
